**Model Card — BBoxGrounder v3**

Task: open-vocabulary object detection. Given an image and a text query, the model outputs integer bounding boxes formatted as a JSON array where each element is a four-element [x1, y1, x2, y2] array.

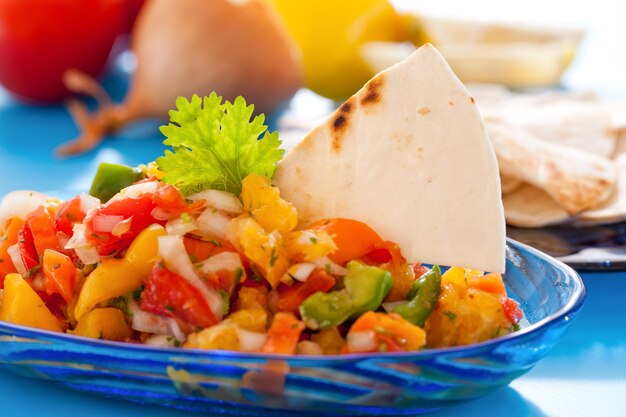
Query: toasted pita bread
[[503, 183, 570, 228], [500, 172, 522, 194], [275, 44, 505, 272], [487, 122, 616, 215], [578, 154, 626, 224]]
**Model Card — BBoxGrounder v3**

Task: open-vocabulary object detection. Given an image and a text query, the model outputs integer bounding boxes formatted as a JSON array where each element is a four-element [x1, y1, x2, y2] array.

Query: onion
[[346, 331, 377, 353], [195, 208, 231, 240], [111, 216, 133, 237], [91, 214, 125, 233], [150, 207, 171, 221], [382, 301, 407, 313], [158, 235, 224, 320], [187, 190, 243, 216], [312, 257, 348, 276], [0, 190, 49, 227], [287, 263, 316, 282], [129, 300, 186, 342], [78, 193, 100, 214], [236, 328, 268, 352], [65, 224, 101, 265], [7, 244, 27, 277], [166, 217, 197, 236], [56, 0, 303, 156], [197, 252, 243, 275], [108, 182, 158, 202], [144, 334, 178, 347]]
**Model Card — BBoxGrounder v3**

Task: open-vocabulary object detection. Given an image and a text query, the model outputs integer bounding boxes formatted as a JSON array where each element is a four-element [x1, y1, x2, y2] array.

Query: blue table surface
[[1, 73, 626, 417]]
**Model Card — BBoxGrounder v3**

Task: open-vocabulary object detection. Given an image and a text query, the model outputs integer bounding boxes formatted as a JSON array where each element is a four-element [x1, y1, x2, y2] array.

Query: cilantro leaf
[[156, 93, 284, 196]]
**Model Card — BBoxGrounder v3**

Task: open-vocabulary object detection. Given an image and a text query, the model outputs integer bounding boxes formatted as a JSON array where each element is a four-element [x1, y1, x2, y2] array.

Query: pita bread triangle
[[274, 44, 506, 272]]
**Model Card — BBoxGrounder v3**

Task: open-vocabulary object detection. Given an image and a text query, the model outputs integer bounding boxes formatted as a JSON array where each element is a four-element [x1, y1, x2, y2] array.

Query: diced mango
[[311, 327, 345, 355], [285, 229, 336, 262], [241, 173, 297, 233], [0, 273, 62, 332], [71, 308, 132, 341]]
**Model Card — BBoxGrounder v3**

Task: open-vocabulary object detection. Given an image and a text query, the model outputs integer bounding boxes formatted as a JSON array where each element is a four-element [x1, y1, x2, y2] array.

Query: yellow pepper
[[74, 224, 166, 321], [0, 273, 62, 332], [70, 308, 132, 341]]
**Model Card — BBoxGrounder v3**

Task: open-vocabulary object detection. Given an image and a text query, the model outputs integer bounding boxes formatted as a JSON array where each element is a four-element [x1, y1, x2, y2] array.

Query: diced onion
[[158, 235, 224, 319], [236, 328, 268, 352], [7, 244, 27, 277], [195, 208, 231, 240], [187, 190, 243, 215], [65, 224, 100, 265], [287, 263, 316, 282], [91, 214, 125, 233], [150, 207, 171, 221], [111, 216, 133, 237], [129, 300, 186, 342], [197, 252, 242, 274], [78, 193, 100, 214], [296, 230, 318, 246], [109, 181, 158, 202], [0, 190, 49, 227], [74, 246, 101, 266], [296, 340, 323, 355], [144, 334, 178, 347], [166, 217, 197, 236], [312, 257, 348, 276], [382, 301, 407, 313], [346, 331, 377, 353]]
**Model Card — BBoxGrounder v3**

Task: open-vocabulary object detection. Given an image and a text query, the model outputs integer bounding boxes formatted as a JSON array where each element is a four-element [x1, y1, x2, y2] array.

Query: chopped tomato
[[42, 249, 76, 303], [261, 312, 305, 354], [0, 217, 25, 281], [55, 196, 87, 236], [468, 273, 507, 295], [502, 298, 523, 325], [412, 264, 430, 279], [309, 218, 383, 265], [153, 182, 197, 218], [363, 241, 414, 302], [277, 269, 336, 313], [344, 311, 426, 353], [26, 206, 61, 255], [17, 225, 39, 274], [141, 264, 218, 328]]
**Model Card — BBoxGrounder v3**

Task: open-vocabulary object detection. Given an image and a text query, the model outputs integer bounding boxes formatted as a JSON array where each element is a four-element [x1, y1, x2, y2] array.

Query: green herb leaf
[[156, 93, 284, 196]]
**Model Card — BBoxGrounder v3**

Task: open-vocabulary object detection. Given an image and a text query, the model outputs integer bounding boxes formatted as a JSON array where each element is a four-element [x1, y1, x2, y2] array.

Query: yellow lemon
[[268, 0, 408, 100]]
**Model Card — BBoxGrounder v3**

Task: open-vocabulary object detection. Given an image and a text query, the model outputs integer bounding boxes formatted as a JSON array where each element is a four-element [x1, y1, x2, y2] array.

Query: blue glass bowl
[[0, 238, 585, 415]]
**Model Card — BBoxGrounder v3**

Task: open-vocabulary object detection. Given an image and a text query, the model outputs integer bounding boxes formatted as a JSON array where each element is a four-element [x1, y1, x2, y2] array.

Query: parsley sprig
[[156, 93, 284, 196]]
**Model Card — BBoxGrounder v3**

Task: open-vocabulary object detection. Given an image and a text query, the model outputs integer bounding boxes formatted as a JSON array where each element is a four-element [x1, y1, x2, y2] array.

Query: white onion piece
[[109, 181, 158, 202], [187, 190, 243, 215], [296, 340, 323, 355], [111, 216, 133, 237], [91, 214, 125, 233], [129, 300, 186, 342], [0, 190, 49, 227], [78, 193, 100, 214], [195, 208, 231, 240], [7, 244, 27, 277], [65, 224, 89, 249], [235, 328, 268, 352], [151, 207, 170, 221], [74, 246, 101, 266], [287, 263, 316, 282], [197, 252, 242, 274], [312, 257, 348, 276], [296, 230, 319, 246], [382, 301, 407, 313], [166, 217, 197, 236], [346, 331, 377, 353], [158, 235, 224, 319]]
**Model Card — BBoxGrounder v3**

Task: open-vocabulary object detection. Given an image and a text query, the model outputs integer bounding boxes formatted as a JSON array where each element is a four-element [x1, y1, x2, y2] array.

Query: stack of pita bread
[[471, 86, 626, 228]]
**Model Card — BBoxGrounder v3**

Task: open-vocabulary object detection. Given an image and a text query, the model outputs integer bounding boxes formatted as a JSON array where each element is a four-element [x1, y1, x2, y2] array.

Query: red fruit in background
[[0, 0, 127, 102], [124, 0, 147, 33]]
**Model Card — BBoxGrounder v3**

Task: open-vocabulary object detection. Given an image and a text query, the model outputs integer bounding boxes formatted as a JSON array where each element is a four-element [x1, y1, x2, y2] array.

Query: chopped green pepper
[[393, 265, 441, 326], [299, 261, 393, 330], [89, 162, 144, 202]]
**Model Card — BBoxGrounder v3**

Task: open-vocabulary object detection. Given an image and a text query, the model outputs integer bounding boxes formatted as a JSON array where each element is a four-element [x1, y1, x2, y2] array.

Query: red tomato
[[502, 298, 523, 325], [55, 196, 87, 236], [84, 194, 161, 256], [17, 225, 39, 274], [26, 206, 62, 256], [141, 264, 218, 328], [277, 269, 336, 313], [0, 0, 126, 102]]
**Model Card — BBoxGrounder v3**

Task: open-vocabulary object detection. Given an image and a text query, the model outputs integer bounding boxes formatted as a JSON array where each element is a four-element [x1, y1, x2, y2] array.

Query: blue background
[[0, 74, 625, 416]]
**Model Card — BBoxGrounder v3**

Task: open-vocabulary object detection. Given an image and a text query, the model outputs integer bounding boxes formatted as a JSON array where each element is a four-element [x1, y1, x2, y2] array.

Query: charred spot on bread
[[360, 76, 383, 106]]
